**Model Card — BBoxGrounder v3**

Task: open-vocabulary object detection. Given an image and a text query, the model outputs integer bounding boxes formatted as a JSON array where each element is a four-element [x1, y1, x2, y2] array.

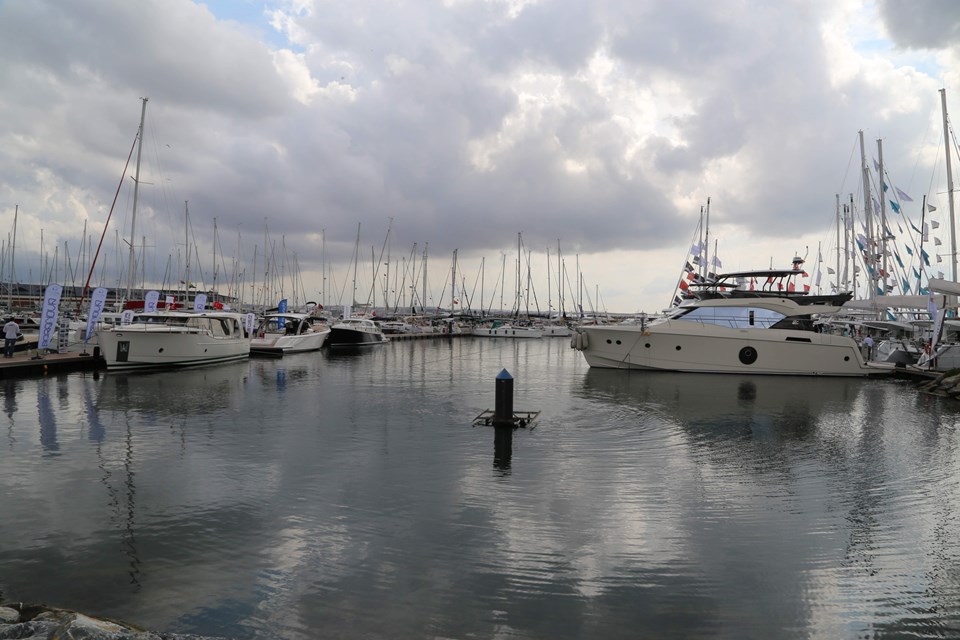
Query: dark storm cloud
[[877, 0, 960, 49]]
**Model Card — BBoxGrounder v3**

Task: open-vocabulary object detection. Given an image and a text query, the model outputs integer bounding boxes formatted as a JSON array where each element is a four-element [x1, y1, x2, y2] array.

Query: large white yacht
[[572, 296, 884, 376], [96, 311, 250, 370]]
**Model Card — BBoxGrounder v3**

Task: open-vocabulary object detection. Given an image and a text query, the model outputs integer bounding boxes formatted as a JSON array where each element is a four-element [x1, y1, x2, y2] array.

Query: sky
[[0, 0, 959, 315]]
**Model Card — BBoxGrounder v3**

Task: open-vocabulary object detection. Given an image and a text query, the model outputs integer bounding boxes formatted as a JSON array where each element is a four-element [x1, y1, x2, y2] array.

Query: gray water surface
[[2, 337, 959, 639]]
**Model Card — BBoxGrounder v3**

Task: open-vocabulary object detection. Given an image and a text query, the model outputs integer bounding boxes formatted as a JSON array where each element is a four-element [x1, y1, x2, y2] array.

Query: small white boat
[[250, 312, 330, 355], [96, 310, 250, 370], [327, 317, 388, 347]]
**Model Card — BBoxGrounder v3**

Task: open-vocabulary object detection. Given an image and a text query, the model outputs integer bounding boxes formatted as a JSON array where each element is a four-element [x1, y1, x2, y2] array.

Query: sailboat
[[96, 99, 251, 370]]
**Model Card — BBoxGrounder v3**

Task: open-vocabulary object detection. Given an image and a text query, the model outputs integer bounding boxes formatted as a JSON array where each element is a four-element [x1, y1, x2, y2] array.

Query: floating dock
[[0, 351, 105, 377]]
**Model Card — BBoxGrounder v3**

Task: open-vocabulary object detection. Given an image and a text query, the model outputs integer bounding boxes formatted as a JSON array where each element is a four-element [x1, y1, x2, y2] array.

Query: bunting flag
[[905, 246, 914, 256], [788, 282, 796, 292], [894, 252, 905, 268], [928, 203, 938, 212], [690, 242, 701, 256], [913, 267, 921, 279], [827, 266, 836, 274], [678, 279, 689, 290], [895, 186, 913, 202], [684, 261, 694, 272], [692, 255, 702, 265], [889, 200, 901, 214], [923, 223, 930, 241], [921, 248, 930, 266], [686, 271, 697, 281], [910, 221, 922, 233], [937, 254, 943, 263], [932, 220, 940, 229], [801, 271, 809, 277], [882, 181, 888, 192], [873, 158, 880, 171], [711, 256, 722, 268], [935, 237, 942, 246], [902, 278, 911, 293], [803, 284, 811, 292], [897, 222, 904, 234]]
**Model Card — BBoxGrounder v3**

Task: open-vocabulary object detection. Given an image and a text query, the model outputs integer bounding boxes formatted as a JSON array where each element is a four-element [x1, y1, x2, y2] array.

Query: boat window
[[675, 306, 785, 328]]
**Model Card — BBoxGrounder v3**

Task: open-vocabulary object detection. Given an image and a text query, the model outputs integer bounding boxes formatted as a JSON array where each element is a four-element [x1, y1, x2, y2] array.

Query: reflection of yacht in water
[[580, 368, 862, 427], [95, 361, 249, 416]]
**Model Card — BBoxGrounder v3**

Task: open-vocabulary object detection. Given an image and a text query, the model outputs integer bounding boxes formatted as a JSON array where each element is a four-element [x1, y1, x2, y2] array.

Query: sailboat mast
[[835, 194, 841, 291], [878, 138, 888, 297], [941, 88, 957, 283], [125, 97, 148, 303], [859, 130, 875, 300], [7, 204, 16, 310]]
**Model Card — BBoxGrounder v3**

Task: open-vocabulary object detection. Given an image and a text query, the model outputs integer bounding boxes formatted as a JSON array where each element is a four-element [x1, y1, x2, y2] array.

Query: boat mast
[[183, 201, 190, 305], [7, 204, 16, 310], [835, 195, 841, 292], [858, 130, 875, 300], [124, 97, 148, 304], [877, 138, 888, 298], [703, 197, 711, 280], [941, 88, 957, 283]]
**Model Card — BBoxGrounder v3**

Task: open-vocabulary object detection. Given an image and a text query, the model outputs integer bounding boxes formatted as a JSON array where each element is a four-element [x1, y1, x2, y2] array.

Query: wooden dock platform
[[0, 351, 105, 378]]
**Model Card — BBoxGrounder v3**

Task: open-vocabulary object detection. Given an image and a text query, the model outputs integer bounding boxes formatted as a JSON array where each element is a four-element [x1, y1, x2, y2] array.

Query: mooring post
[[494, 368, 514, 426]]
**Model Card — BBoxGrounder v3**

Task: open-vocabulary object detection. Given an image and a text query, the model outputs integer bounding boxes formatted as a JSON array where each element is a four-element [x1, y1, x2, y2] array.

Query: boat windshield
[[673, 305, 785, 329]]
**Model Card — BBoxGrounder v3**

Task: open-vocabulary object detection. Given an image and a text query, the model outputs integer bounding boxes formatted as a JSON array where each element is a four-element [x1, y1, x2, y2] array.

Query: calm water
[[2, 337, 960, 639]]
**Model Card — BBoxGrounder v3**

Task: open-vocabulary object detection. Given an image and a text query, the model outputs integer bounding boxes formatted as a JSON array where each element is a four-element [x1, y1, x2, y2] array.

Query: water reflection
[[96, 362, 250, 416], [37, 379, 58, 454]]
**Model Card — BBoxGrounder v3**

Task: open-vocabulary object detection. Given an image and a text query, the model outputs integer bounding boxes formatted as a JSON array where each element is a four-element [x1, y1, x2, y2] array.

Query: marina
[[2, 337, 960, 638]]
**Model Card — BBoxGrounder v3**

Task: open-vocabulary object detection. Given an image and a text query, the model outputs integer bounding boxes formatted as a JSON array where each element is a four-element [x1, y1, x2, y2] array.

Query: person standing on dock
[[3, 318, 19, 358]]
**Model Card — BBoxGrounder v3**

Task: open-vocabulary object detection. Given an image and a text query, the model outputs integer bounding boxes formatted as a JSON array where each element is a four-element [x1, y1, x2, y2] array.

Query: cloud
[[0, 0, 954, 311]]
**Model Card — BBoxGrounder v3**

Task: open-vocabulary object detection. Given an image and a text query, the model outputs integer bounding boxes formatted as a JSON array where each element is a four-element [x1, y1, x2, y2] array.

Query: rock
[[0, 603, 231, 640]]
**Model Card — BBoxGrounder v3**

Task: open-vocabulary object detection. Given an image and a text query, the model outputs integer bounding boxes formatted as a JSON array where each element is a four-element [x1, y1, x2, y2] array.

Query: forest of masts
[[0, 209, 606, 319]]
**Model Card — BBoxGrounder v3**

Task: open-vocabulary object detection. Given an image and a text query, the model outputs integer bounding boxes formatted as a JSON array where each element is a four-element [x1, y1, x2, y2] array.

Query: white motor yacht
[[96, 311, 250, 370], [250, 312, 330, 355], [572, 296, 885, 376]]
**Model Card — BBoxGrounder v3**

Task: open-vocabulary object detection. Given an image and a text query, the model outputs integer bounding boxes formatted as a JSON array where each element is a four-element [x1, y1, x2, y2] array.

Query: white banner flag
[[144, 290, 160, 312], [193, 293, 207, 312], [245, 313, 256, 335], [37, 284, 64, 350], [84, 287, 109, 342]]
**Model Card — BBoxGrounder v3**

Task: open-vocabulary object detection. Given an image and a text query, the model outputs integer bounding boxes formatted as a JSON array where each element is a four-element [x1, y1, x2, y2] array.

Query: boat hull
[[250, 328, 330, 354], [97, 326, 250, 370], [327, 327, 387, 347], [576, 322, 878, 376], [472, 326, 542, 338]]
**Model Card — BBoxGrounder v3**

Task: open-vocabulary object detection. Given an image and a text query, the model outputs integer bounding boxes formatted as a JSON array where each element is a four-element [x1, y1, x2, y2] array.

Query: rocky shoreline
[[916, 369, 960, 398], [0, 603, 229, 640]]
